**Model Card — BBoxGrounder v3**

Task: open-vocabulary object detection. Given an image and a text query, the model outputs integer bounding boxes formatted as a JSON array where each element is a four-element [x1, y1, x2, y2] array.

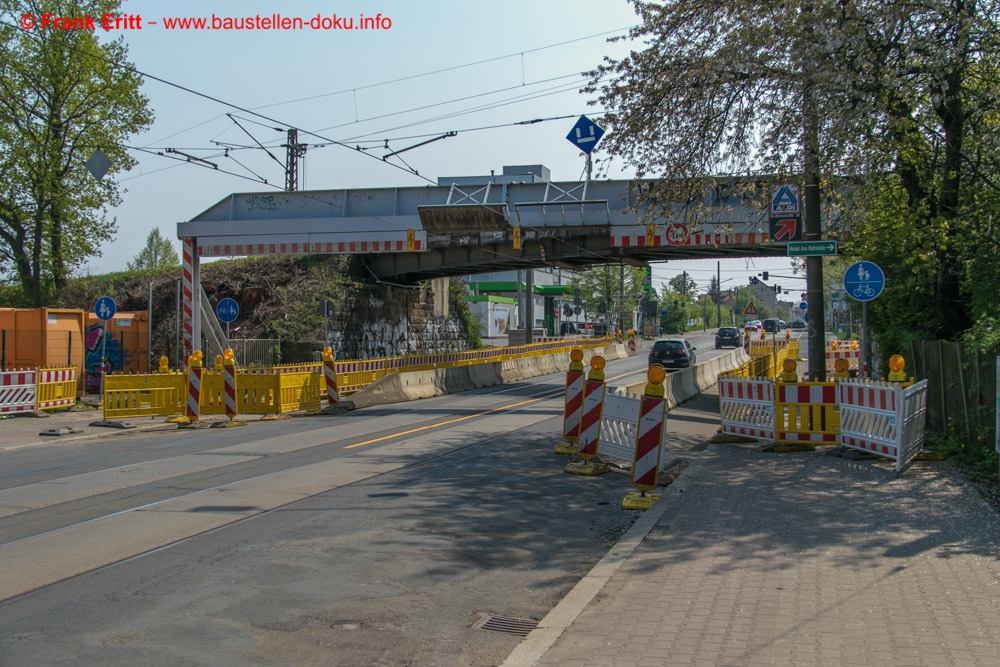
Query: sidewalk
[[506, 386, 1000, 666]]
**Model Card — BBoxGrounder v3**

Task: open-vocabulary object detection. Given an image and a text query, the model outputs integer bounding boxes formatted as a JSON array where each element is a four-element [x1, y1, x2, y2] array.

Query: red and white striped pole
[[557, 348, 586, 454], [576, 354, 607, 461], [223, 348, 237, 420], [323, 346, 339, 407], [186, 350, 203, 422], [624, 365, 668, 509]]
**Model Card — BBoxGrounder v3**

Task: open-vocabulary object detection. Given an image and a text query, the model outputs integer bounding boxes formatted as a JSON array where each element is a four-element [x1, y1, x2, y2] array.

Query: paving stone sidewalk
[[520, 442, 1000, 666]]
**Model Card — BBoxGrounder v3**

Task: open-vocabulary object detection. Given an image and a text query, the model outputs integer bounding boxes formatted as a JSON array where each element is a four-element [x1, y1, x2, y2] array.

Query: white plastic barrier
[[837, 379, 929, 473], [0, 370, 37, 413], [598, 392, 670, 473], [718, 376, 775, 441]]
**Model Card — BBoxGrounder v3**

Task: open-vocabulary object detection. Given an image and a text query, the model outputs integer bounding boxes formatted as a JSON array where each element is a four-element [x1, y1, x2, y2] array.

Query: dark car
[[648, 338, 697, 370], [791, 319, 806, 329], [715, 327, 741, 349], [762, 318, 781, 333]]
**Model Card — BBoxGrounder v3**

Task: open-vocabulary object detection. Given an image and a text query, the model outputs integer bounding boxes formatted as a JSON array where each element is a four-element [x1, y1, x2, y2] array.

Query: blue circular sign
[[94, 296, 116, 321], [216, 298, 239, 323], [844, 261, 885, 302], [799, 301, 808, 311]]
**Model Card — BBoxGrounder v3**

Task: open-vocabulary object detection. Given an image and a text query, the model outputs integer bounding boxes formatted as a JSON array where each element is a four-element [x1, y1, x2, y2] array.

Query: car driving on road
[[715, 327, 741, 349], [648, 338, 697, 370]]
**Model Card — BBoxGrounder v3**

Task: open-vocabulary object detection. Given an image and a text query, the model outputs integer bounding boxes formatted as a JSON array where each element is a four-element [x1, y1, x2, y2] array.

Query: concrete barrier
[[616, 348, 750, 409], [346, 344, 623, 410]]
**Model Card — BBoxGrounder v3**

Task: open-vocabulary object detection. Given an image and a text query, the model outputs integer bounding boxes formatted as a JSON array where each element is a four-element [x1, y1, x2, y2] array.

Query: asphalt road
[[0, 347, 686, 666]]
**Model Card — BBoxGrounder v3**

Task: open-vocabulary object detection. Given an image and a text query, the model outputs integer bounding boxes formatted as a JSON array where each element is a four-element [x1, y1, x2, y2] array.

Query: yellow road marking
[[344, 364, 646, 450]]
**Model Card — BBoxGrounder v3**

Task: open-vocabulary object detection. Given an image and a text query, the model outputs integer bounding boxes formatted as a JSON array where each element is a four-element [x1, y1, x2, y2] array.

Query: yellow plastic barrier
[[279, 370, 321, 413], [233, 373, 281, 414], [774, 381, 840, 444], [36, 366, 78, 410], [104, 371, 186, 419]]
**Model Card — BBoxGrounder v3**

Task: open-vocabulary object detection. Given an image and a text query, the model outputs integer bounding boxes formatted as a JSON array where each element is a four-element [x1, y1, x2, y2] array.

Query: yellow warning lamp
[[888, 354, 907, 382], [158, 356, 170, 373], [851, 340, 859, 350], [645, 364, 666, 398], [831, 340, 839, 351], [833, 357, 851, 381], [759, 329, 766, 340], [223, 348, 235, 366], [323, 346, 334, 362], [785, 329, 791, 340], [589, 354, 606, 382], [569, 348, 584, 372], [779, 357, 798, 383], [189, 350, 203, 368], [214, 354, 224, 371]]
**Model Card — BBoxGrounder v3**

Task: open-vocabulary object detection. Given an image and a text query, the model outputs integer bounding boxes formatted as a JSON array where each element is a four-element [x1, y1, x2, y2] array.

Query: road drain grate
[[473, 614, 538, 636]]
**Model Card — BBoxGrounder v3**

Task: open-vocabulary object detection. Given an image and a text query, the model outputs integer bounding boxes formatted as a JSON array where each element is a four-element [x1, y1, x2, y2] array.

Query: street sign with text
[[787, 241, 838, 257]]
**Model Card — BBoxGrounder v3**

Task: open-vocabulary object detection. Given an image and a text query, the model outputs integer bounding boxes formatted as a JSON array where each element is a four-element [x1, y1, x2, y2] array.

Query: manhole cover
[[473, 614, 538, 636]]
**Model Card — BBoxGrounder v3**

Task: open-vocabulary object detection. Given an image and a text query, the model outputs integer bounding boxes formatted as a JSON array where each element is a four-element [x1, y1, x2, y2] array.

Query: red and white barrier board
[[563, 368, 584, 442], [838, 379, 929, 473], [576, 378, 607, 460], [718, 377, 775, 441], [632, 395, 668, 490], [0, 370, 37, 413]]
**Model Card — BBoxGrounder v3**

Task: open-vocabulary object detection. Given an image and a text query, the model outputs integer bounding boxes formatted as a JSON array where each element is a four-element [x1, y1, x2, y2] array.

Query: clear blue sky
[[90, 0, 800, 294]]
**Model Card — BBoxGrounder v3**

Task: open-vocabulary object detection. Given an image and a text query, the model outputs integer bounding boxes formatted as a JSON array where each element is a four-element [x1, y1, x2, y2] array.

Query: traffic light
[[762, 271, 769, 281]]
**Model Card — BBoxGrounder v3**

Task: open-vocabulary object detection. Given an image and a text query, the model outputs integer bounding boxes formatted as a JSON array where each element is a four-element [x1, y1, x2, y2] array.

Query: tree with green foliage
[[588, 0, 1000, 362], [127, 228, 179, 271], [568, 263, 647, 325], [0, 0, 153, 306]]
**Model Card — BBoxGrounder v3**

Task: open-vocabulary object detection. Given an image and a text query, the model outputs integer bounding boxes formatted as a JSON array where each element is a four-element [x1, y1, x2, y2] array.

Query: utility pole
[[801, 1, 826, 381], [283, 129, 307, 192], [618, 262, 625, 335], [716, 261, 722, 328]]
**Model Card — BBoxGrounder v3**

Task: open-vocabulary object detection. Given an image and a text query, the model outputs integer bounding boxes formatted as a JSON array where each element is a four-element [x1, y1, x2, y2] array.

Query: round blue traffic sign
[[799, 301, 808, 311], [94, 296, 117, 321], [216, 298, 239, 323], [844, 261, 885, 302]]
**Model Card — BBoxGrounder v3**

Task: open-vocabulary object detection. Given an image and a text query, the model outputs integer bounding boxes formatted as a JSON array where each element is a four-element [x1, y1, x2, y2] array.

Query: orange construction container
[[0, 308, 85, 395], [84, 311, 150, 392]]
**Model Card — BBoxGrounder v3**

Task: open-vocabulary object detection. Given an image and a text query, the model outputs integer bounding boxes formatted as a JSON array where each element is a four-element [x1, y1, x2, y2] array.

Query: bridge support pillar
[[431, 278, 449, 318]]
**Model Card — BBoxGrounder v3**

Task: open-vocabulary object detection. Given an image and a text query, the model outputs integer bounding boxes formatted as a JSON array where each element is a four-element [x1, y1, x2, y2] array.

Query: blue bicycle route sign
[[843, 261, 885, 302], [216, 298, 239, 323]]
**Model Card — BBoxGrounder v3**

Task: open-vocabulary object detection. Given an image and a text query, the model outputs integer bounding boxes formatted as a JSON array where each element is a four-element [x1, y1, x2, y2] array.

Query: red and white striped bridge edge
[[718, 377, 775, 441], [632, 395, 668, 490], [611, 226, 770, 248], [0, 370, 37, 413], [837, 379, 929, 472], [563, 369, 585, 442], [197, 238, 425, 258], [36, 368, 76, 409]]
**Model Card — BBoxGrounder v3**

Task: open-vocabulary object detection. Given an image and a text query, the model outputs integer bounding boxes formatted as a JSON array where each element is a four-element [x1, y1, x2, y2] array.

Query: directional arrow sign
[[770, 218, 801, 242], [787, 241, 838, 257]]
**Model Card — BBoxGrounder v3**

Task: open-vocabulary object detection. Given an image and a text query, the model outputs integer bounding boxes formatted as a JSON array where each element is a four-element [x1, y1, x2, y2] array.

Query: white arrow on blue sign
[[94, 296, 116, 321], [216, 298, 239, 323], [566, 115, 605, 155], [843, 261, 885, 302]]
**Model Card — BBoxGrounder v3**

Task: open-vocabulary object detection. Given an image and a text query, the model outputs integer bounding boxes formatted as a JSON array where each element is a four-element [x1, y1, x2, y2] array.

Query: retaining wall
[[616, 348, 751, 409]]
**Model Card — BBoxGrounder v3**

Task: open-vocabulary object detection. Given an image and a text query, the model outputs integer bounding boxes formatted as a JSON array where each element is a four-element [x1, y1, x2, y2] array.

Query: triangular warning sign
[[744, 302, 757, 316]]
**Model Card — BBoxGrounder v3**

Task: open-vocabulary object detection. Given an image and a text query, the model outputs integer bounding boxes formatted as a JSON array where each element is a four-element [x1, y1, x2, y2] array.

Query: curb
[[500, 447, 708, 667]]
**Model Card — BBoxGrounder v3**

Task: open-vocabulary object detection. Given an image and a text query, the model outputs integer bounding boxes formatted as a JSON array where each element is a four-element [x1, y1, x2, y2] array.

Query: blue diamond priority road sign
[[843, 261, 885, 302], [94, 296, 116, 321], [566, 115, 605, 154], [216, 297, 239, 323]]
